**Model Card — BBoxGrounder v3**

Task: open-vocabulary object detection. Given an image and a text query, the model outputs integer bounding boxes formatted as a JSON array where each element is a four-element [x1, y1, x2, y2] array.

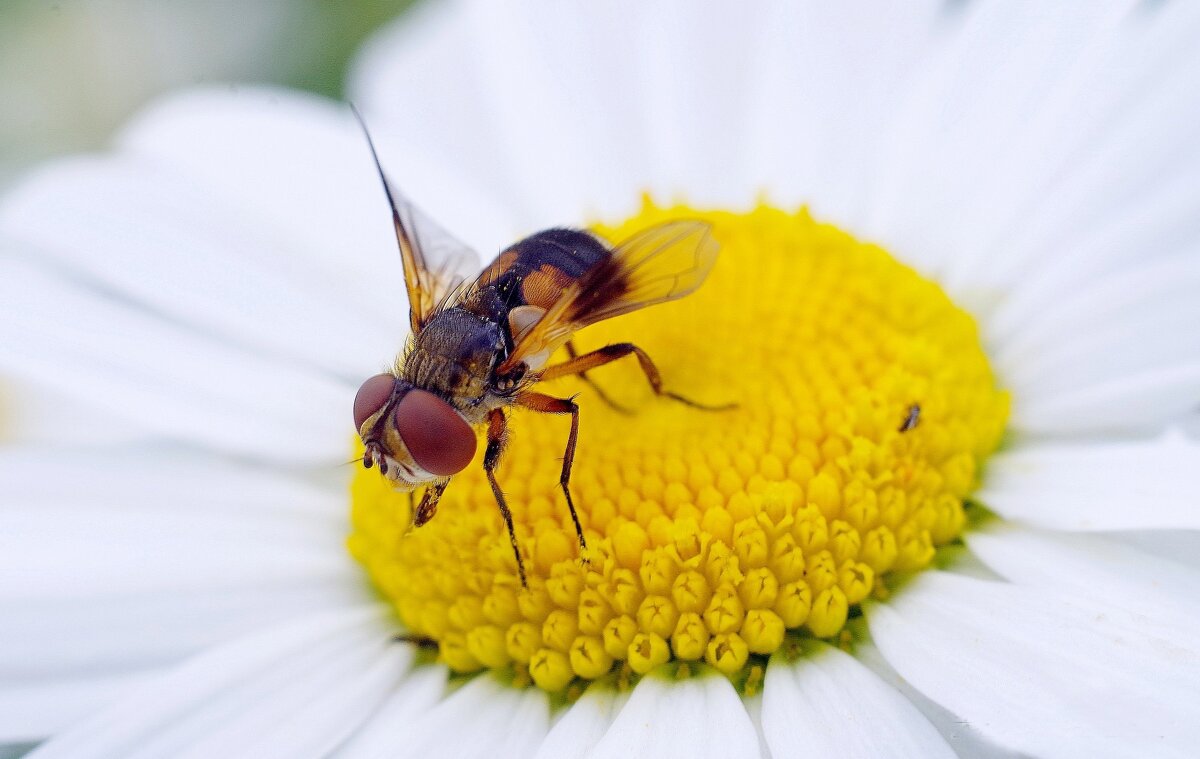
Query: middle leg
[[565, 340, 632, 414], [540, 342, 735, 410], [515, 391, 588, 559]]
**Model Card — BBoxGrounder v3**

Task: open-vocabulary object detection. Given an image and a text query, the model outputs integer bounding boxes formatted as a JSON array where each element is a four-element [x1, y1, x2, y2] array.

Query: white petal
[[740, 692, 770, 759], [0, 446, 369, 709], [989, 214, 1200, 352], [0, 444, 341, 520], [977, 429, 1200, 530], [412, 0, 648, 227], [865, 1, 1200, 300], [745, 0, 947, 227], [0, 257, 349, 465], [118, 85, 512, 272], [350, 1, 531, 233], [996, 251, 1200, 436], [332, 665, 447, 758], [850, 640, 1025, 759], [0, 671, 151, 743], [26, 608, 403, 759], [0, 458, 355, 602], [175, 651, 405, 759], [0, 157, 398, 382], [863, 0, 1133, 275], [2, 585, 373, 700], [868, 571, 1200, 758], [352, 0, 770, 219], [0, 374, 144, 447], [761, 642, 954, 759], [622, 0, 761, 210], [0, 236, 141, 447], [533, 683, 627, 759], [590, 670, 760, 759], [1114, 530, 1200, 572], [373, 674, 550, 759], [1010, 364, 1200, 438], [1, 506, 353, 599], [966, 523, 1200, 626], [976, 6, 1200, 295]]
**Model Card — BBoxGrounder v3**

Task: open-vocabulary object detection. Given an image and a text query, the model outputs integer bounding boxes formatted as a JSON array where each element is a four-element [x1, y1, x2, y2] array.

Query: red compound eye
[[394, 389, 476, 476], [353, 374, 397, 430]]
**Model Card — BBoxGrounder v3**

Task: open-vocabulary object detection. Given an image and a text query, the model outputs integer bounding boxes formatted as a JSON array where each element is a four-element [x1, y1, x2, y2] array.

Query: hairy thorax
[[401, 307, 506, 421]]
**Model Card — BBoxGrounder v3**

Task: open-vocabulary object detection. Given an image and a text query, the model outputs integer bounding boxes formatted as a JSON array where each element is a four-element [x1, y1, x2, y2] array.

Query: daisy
[[3, 1, 1200, 757]]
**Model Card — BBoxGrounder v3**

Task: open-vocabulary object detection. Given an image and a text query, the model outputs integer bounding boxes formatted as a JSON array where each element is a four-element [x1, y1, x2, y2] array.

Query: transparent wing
[[355, 109, 481, 331], [390, 192, 481, 330], [499, 220, 717, 373], [564, 219, 718, 325]]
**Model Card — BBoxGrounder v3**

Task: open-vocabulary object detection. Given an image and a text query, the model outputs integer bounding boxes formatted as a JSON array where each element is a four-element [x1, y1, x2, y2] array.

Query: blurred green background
[[0, 0, 417, 187]]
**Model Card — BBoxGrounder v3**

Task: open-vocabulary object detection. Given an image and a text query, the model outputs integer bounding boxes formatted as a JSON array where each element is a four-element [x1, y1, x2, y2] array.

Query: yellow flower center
[[349, 201, 1008, 693]]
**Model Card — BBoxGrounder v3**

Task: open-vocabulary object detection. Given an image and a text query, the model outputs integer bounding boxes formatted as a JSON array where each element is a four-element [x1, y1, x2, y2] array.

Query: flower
[[3, 1, 1200, 758], [350, 201, 1010, 689]]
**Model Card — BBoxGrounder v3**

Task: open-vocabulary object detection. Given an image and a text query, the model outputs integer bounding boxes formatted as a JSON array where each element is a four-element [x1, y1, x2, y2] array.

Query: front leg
[[515, 391, 587, 560], [484, 408, 527, 587], [413, 480, 449, 527]]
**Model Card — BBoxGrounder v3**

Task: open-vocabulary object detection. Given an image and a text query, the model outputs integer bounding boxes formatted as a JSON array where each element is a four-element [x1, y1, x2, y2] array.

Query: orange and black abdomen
[[473, 228, 610, 319]]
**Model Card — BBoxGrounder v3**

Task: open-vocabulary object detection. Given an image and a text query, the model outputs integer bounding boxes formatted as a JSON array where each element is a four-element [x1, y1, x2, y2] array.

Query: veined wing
[[497, 220, 717, 373], [354, 107, 481, 332]]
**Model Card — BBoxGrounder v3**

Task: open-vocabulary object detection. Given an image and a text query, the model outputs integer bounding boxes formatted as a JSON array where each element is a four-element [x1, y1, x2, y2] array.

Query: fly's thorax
[[402, 308, 505, 406]]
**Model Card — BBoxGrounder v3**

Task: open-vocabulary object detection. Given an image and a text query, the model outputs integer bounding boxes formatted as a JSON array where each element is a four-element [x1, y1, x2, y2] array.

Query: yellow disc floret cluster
[[349, 201, 1008, 692]]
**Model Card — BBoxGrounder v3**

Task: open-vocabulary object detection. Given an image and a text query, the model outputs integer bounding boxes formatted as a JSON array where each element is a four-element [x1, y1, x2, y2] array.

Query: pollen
[[348, 200, 1008, 692]]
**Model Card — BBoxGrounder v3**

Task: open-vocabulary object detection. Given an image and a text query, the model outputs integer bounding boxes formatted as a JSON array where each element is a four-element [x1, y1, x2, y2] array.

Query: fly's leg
[[413, 480, 449, 527], [541, 342, 736, 411], [484, 408, 527, 587], [515, 391, 587, 562], [564, 340, 633, 414]]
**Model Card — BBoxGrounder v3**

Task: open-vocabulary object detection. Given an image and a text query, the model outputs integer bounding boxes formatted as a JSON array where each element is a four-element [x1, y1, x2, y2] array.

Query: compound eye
[[394, 390, 477, 476], [353, 374, 397, 430]]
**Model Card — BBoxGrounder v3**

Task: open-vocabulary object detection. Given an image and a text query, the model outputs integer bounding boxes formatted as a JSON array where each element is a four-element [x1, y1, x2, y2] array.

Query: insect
[[899, 403, 921, 433], [351, 117, 725, 586]]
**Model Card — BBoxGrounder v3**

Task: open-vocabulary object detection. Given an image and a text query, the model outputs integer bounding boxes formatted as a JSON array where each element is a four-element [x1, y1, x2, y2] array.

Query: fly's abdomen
[[476, 228, 610, 311]]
